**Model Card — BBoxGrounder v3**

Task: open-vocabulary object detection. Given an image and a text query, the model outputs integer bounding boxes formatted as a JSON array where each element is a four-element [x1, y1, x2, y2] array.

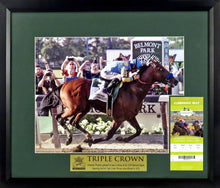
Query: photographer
[[78, 57, 103, 79], [38, 69, 61, 94], [61, 56, 80, 77], [35, 57, 50, 95]]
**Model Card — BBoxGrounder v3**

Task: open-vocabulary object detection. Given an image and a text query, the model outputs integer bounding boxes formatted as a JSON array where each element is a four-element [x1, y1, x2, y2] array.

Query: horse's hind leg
[[116, 117, 142, 142], [56, 115, 73, 145], [57, 103, 81, 145], [56, 108, 78, 145], [69, 107, 93, 146]]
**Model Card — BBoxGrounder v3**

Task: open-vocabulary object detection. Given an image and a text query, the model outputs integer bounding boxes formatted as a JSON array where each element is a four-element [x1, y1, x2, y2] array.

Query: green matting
[[11, 12, 209, 178]]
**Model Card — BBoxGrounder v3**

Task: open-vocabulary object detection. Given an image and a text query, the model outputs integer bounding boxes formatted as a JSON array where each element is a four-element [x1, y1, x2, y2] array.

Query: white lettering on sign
[[88, 103, 160, 114], [134, 42, 162, 49], [139, 104, 156, 113]]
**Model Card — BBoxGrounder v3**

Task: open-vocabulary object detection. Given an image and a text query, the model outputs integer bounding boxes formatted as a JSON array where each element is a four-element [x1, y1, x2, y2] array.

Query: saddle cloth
[[89, 78, 120, 103]]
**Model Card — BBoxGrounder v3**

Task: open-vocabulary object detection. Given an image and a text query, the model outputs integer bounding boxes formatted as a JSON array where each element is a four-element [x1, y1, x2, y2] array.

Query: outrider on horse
[[41, 59, 178, 146]]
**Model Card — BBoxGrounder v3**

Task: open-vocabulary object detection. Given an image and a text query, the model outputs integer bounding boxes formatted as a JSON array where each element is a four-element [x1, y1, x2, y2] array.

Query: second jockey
[[100, 59, 143, 96]]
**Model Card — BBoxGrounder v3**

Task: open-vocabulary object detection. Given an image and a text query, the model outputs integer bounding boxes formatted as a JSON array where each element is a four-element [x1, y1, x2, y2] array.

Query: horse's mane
[[138, 64, 151, 77]]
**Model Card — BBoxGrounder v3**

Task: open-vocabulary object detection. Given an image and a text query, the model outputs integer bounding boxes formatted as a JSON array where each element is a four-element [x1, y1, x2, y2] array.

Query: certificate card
[[6, 10, 213, 180]]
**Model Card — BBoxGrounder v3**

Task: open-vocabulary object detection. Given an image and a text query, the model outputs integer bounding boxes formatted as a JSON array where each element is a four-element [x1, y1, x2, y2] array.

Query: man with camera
[[38, 69, 61, 94], [61, 56, 80, 80], [78, 57, 104, 79]]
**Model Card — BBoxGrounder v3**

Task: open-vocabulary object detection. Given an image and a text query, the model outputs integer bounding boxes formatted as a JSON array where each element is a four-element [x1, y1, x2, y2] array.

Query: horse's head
[[140, 59, 178, 87], [151, 59, 178, 87]]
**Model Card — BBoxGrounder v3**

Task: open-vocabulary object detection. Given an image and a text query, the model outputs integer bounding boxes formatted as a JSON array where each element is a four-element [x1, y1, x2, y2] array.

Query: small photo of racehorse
[[171, 121, 203, 137]]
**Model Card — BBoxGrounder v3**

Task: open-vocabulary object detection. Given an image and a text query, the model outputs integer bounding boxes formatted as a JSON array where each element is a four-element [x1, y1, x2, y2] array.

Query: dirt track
[[35, 134, 168, 153]]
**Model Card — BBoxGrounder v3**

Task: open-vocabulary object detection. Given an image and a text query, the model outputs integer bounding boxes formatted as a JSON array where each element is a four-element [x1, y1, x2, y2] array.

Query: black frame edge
[[0, 0, 216, 12], [0, 0, 218, 187], [0, 1, 6, 184], [209, 7, 214, 183], [5, 8, 11, 182]]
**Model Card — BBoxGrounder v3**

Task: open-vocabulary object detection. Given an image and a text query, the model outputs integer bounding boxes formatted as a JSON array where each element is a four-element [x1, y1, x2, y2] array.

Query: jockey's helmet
[[131, 59, 142, 68], [195, 120, 200, 124], [179, 119, 185, 123], [179, 119, 185, 125], [193, 120, 200, 126]]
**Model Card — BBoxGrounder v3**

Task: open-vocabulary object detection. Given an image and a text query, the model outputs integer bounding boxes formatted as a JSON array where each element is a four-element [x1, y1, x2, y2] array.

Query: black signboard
[[132, 40, 163, 64]]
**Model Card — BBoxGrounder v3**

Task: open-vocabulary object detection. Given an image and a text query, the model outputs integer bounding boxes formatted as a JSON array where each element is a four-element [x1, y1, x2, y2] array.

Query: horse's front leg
[[92, 120, 122, 144], [116, 117, 142, 142]]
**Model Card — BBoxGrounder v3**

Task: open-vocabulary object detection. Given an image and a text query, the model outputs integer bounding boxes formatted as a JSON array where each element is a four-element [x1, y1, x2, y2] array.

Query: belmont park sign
[[133, 41, 162, 53], [131, 37, 169, 66]]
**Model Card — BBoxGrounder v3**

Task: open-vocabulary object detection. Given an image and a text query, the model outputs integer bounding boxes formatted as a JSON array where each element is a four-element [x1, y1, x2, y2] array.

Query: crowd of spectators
[[35, 55, 106, 116], [36, 56, 106, 95]]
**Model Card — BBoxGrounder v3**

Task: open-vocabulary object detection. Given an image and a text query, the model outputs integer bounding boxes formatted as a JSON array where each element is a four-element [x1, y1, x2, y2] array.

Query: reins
[[137, 78, 152, 85]]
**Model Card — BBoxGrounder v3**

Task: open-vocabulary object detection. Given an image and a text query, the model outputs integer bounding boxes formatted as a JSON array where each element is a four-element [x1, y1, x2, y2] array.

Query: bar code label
[[178, 155, 195, 159], [171, 154, 203, 162]]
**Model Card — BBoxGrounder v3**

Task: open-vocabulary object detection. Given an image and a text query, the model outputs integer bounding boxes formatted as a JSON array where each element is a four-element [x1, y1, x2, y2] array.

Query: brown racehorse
[[172, 122, 189, 136], [193, 122, 204, 137], [43, 59, 178, 146]]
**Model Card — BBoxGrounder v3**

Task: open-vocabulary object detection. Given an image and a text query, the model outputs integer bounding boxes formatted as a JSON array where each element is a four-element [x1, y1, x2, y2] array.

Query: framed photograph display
[[1, 0, 215, 183]]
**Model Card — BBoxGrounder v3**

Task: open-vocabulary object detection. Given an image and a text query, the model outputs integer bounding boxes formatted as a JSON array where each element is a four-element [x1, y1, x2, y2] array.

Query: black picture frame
[[0, 0, 219, 187]]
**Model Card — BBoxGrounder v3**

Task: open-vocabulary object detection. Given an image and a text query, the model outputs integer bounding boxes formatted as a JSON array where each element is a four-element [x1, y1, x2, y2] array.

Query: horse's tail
[[40, 84, 63, 112]]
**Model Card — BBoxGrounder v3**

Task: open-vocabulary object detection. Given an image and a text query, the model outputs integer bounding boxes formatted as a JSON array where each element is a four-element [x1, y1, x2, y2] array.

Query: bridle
[[137, 62, 173, 85]]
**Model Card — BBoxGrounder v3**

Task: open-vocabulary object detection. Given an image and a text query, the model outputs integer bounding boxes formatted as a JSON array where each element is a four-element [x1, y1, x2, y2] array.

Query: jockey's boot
[[104, 78, 120, 96]]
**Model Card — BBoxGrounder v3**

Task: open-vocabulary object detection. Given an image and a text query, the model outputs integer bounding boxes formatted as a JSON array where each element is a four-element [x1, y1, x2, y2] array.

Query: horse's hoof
[[116, 136, 123, 141], [123, 138, 129, 142], [65, 138, 72, 145], [73, 145, 83, 152], [88, 141, 93, 147], [84, 138, 93, 147]]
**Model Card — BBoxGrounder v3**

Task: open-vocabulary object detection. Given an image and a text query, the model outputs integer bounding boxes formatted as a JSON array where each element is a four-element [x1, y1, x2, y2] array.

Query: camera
[[45, 69, 52, 76], [68, 57, 74, 61]]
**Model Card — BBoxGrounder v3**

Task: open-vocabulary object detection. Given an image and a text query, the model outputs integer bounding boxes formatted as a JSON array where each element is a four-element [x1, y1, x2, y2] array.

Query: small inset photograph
[[170, 97, 204, 137]]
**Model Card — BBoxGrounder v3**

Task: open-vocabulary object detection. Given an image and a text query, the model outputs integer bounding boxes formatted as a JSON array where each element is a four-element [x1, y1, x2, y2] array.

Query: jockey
[[183, 122, 189, 129], [193, 120, 203, 130], [181, 121, 192, 135], [179, 119, 185, 127], [100, 59, 143, 96], [179, 119, 188, 129]]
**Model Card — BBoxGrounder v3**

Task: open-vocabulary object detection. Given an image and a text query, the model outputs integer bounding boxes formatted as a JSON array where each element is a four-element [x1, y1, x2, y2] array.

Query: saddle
[[88, 78, 120, 116]]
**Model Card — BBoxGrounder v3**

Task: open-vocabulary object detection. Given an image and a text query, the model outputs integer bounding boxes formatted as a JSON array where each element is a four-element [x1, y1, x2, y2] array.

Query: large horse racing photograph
[[35, 36, 184, 153]]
